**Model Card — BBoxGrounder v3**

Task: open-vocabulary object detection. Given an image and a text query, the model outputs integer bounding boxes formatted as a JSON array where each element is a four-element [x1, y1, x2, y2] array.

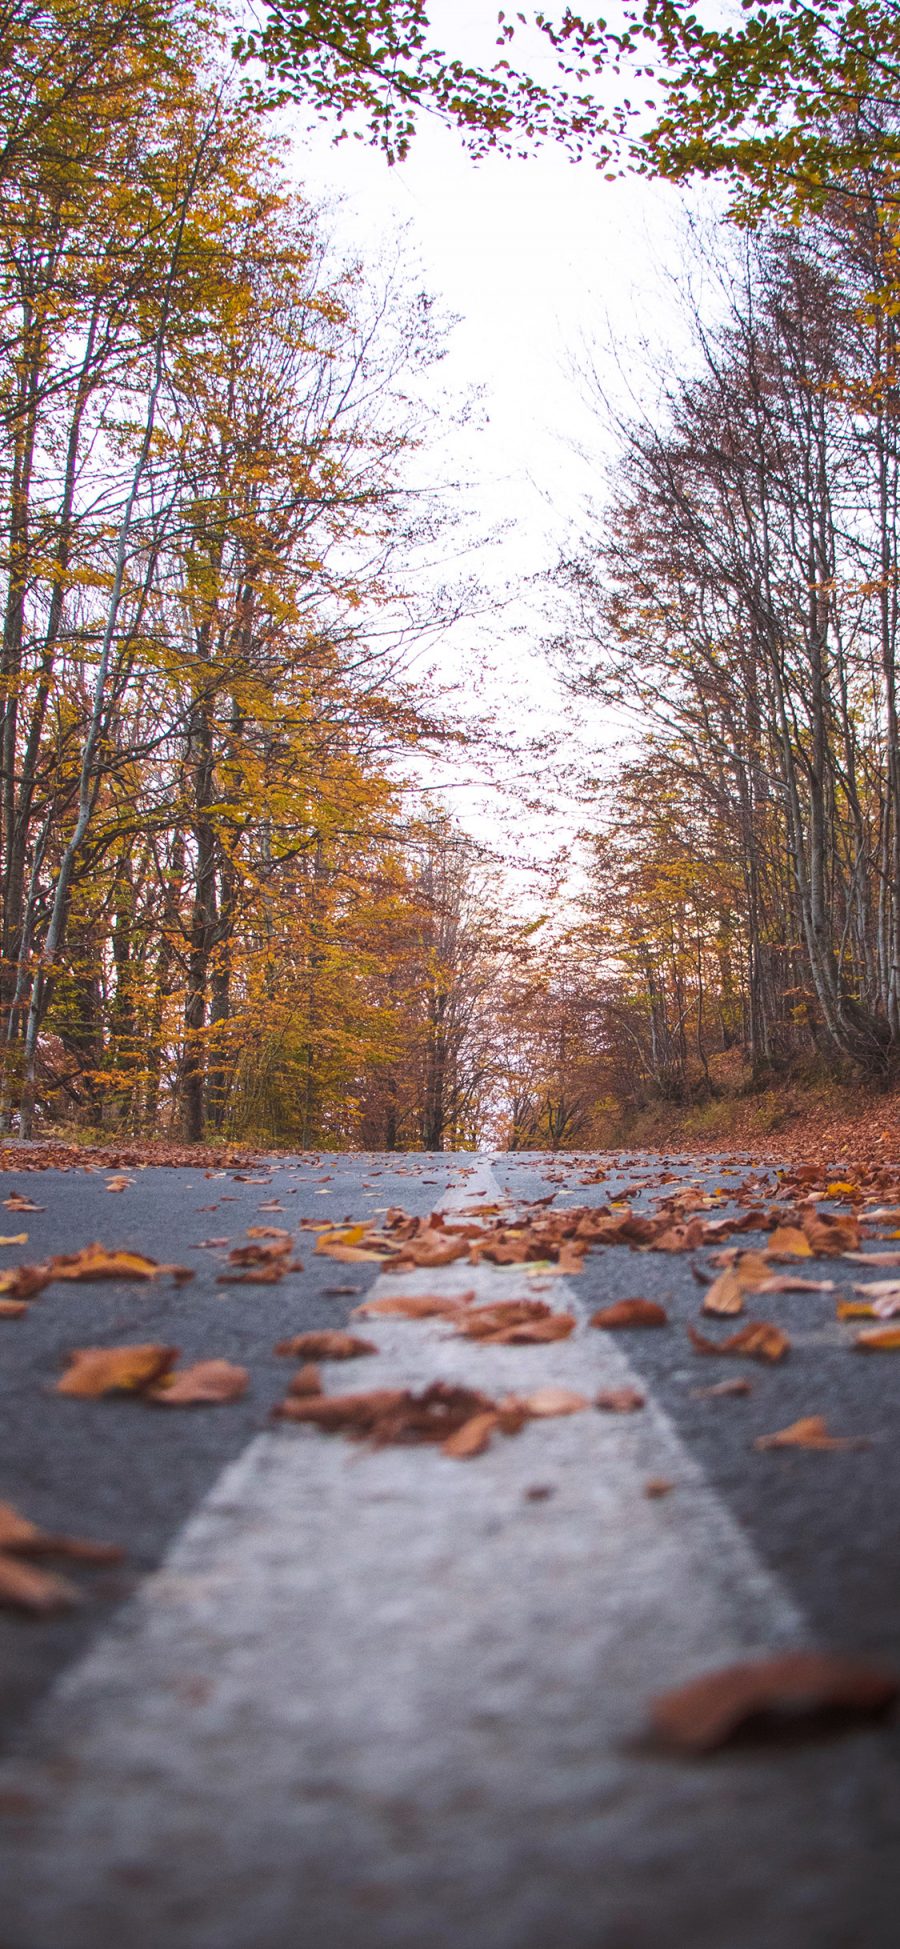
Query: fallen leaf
[[0, 1233, 28, 1246], [442, 1411, 500, 1458], [596, 1386, 645, 1412], [766, 1226, 813, 1258], [0, 1502, 123, 1561], [454, 1299, 576, 1344], [275, 1381, 497, 1451], [148, 1360, 248, 1405], [650, 1651, 899, 1752], [645, 1477, 674, 1498], [56, 1343, 179, 1396], [517, 1386, 589, 1417], [0, 1298, 27, 1317], [802, 1210, 861, 1254], [104, 1176, 131, 1193], [851, 1280, 900, 1318], [0, 1264, 51, 1300], [754, 1416, 869, 1452], [354, 1292, 472, 1320], [49, 1244, 193, 1283], [2, 1195, 42, 1212], [691, 1377, 752, 1399], [688, 1322, 789, 1362], [0, 1554, 80, 1614], [590, 1298, 668, 1329], [854, 1324, 900, 1350], [275, 1330, 377, 1360], [286, 1363, 323, 1397], [701, 1269, 746, 1317], [245, 1225, 292, 1241]]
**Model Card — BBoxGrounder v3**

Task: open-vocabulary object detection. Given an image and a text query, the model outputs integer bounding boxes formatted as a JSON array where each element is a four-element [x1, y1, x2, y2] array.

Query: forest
[[4, 0, 900, 1150]]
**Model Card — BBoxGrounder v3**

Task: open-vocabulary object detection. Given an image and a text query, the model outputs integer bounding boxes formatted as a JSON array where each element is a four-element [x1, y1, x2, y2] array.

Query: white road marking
[[0, 1159, 895, 1948]]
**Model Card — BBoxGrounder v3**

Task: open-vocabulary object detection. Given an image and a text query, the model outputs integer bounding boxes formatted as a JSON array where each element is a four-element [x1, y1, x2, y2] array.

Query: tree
[[534, 3, 900, 219]]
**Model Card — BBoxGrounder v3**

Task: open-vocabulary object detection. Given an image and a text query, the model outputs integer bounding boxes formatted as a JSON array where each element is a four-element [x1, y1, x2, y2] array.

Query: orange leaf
[[754, 1415, 868, 1451], [454, 1300, 575, 1344], [441, 1411, 500, 1458], [518, 1386, 589, 1417], [590, 1298, 668, 1329], [0, 1501, 122, 1562], [854, 1324, 900, 1350], [0, 1264, 51, 1300], [149, 1360, 248, 1405], [49, 1244, 192, 1283], [766, 1226, 813, 1258], [596, 1386, 645, 1412], [275, 1330, 376, 1360], [287, 1363, 323, 1398], [650, 1651, 898, 1752], [701, 1269, 745, 1317], [688, 1321, 789, 1362], [56, 1343, 179, 1397], [354, 1292, 471, 1319], [801, 1211, 861, 1255], [0, 1553, 80, 1614]]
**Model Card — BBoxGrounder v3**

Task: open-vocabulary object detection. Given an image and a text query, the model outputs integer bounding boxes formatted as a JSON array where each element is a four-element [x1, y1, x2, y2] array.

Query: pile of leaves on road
[[273, 1373, 592, 1457]]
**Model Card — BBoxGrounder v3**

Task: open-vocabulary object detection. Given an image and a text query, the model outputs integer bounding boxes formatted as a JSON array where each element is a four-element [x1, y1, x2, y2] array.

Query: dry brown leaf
[[802, 1210, 861, 1255], [441, 1411, 500, 1458], [766, 1225, 813, 1258], [454, 1299, 576, 1344], [354, 1292, 473, 1320], [590, 1298, 668, 1329], [517, 1386, 589, 1417], [2, 1194, 42, 1212], [0, 1502, 123, 1561], [275, 1330, 377, 1360], [0, 1298, 27, 1317], [0, 1264, 51, 1300], [691, 1377, 752, 1399], [837, 1298, 877, 1319], [49, 1244, 193, 1283], [104, 1176, 131, 1193], [287, 1363, 323, 1398], [854, 1324, 900, 1350], [56, 1343, 179, 1397], [650, 1651, 898, 1752], [596, 1386, 646, 1412], [148, 1359, 248, 1405], [315, 1245, 389, 1264], [701, 1269, 746, 1317], [0, 1554, 80, 1614], [0, 1233, 28, 1246], [688, 1321, 789, 1362], [275, 1381, 497, 1452], [645, 1477, 674, 1498], [245, 1225, 292, 1241], [754, 1416, 868, 1452]]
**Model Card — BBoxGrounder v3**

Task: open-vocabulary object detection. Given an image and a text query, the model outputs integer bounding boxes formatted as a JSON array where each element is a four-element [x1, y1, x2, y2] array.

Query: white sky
[[283, 3, 706, 889]]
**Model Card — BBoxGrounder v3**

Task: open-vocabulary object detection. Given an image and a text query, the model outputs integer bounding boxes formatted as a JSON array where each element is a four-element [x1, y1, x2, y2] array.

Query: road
[[0, 1147, 898, 1947]]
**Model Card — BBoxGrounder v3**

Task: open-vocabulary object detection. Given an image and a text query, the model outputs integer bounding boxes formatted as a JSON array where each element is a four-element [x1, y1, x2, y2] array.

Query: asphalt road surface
[[0, 1148, 898, 1948]]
